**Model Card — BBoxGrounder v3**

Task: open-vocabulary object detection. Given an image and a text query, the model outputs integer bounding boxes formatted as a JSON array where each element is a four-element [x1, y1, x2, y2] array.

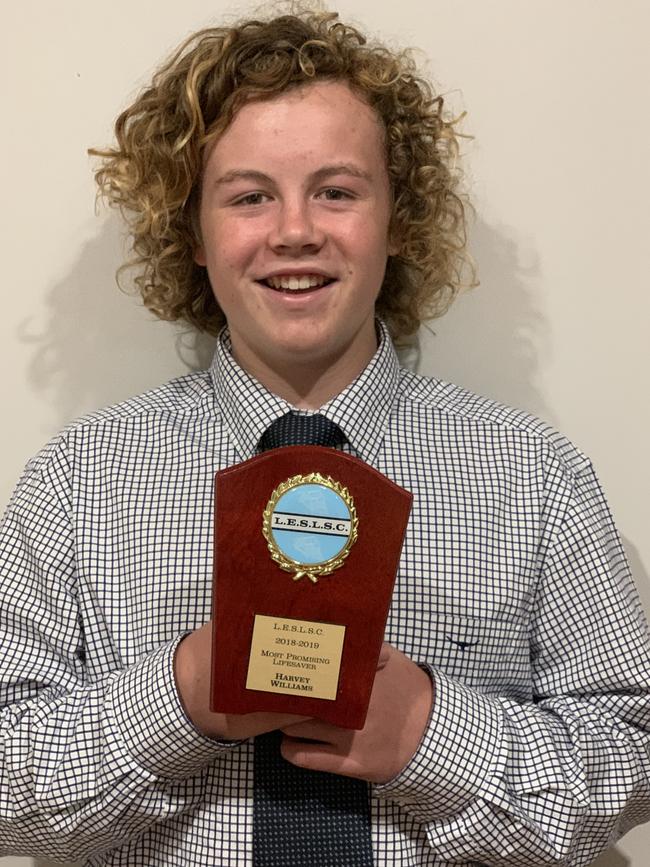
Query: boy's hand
[[174, 622, 309, 740], [280, 642, 433, 783]]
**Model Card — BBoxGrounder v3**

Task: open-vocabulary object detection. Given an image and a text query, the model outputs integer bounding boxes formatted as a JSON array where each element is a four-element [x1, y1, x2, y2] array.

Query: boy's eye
[[234, 192, 268, 206], [320, 188, 352, 201]]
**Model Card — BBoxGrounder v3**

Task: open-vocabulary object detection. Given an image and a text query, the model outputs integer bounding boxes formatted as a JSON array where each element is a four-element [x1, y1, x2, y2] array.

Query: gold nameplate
[[262, 472, 358, 583], [246, 614, 346, 700]]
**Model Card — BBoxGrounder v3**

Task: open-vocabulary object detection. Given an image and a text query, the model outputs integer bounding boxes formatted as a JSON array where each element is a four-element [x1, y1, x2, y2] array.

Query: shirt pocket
[[409, 612, 532, 702]]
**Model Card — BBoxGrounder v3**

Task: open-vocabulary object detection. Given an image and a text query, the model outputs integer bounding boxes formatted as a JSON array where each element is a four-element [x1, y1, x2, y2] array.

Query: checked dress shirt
[[0, 321, 649, 865]]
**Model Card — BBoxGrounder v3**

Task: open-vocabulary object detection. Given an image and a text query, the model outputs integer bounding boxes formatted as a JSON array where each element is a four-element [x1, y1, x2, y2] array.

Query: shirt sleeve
[[374, 457, 650, 865], [0, 441, 234, 863]]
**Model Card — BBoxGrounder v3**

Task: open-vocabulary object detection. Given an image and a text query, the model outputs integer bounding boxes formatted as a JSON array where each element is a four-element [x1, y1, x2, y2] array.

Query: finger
[[281, 736, 365, 778], [243, 711, 311, 728], [376, 641, 392, 669], [217, 711, 311, 740], [280, 719, 348, 744]]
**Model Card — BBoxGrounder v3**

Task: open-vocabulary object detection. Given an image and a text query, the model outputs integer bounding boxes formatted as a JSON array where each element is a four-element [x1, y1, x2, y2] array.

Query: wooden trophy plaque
[[210, 446, 412, 729]]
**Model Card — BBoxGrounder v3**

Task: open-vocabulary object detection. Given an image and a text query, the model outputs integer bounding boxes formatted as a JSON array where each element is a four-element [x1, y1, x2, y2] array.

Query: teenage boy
[[1, 11, 649, 867]]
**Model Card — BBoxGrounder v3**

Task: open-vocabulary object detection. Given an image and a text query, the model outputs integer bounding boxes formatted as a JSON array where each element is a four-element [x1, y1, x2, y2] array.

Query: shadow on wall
[[592, 849, 631, 867], [622, 536, 650, 620], [18, 215, 216, 429], [406, 217, 553, 426]]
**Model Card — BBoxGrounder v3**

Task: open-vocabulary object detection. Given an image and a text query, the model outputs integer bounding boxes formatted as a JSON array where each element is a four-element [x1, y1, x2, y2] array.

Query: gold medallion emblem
[[262, 472, 358, 582]]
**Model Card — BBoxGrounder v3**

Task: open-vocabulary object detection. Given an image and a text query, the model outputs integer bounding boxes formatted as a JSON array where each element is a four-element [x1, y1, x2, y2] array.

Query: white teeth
[[266, 274, 330, 290]]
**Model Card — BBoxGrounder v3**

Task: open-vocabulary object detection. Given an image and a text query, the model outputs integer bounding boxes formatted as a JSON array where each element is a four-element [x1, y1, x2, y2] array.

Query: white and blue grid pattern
[[1, 322, 649, 865]]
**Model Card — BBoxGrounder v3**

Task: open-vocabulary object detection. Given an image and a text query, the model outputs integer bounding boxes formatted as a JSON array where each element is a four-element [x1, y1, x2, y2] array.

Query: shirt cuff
[[373, 667, 506, 820], [108, 635, 238, 779]]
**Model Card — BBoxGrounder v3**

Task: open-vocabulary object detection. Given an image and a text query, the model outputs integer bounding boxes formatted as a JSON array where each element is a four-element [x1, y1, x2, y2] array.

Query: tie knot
[[258, 412, 346, 451]]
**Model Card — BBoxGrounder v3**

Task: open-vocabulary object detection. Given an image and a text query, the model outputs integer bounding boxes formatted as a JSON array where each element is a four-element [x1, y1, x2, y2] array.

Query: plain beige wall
[[2, 1, 648, 865]]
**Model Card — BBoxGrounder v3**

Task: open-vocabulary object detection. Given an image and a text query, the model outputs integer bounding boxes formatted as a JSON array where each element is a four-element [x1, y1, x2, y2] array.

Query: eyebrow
[[214, 163, 373, 187]]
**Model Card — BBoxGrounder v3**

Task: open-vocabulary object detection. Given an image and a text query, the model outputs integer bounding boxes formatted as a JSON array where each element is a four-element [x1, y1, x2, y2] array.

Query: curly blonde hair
[[91, 9, 471, 340]]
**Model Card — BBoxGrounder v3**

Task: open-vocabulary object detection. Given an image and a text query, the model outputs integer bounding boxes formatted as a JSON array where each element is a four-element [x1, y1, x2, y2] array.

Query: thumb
[[376, 642, 392, 669]]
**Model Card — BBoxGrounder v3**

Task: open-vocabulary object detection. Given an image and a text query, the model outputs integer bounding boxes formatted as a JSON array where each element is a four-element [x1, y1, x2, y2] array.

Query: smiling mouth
[[258, 274, 336, 293]]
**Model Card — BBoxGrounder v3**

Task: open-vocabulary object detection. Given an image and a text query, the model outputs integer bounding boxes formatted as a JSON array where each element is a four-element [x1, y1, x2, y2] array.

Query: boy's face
[[195, 80, 395, 385]]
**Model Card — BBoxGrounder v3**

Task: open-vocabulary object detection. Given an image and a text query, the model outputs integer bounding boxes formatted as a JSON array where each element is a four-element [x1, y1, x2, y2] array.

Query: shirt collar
[[209, 321, 401, 464]]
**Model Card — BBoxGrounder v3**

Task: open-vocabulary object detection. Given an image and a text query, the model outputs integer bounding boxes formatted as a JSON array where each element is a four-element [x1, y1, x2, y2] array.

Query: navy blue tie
[[257, 411, 346, 451], [253, 412, 373, 867]]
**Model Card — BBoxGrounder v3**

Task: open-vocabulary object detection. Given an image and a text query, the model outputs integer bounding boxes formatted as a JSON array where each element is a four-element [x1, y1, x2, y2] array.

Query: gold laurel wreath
[[262, 472, 358, 583]]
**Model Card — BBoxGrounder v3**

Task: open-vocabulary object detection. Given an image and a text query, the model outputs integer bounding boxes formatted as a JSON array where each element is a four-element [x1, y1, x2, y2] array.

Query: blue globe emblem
[[270, 482, 353, 566]]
